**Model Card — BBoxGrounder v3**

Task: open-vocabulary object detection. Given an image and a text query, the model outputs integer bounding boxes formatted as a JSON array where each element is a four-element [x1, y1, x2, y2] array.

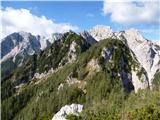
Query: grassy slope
[[2, 38, 160, 120]]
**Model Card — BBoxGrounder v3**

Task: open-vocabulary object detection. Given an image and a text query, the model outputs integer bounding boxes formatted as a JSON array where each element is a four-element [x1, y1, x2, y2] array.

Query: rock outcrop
[[89, 25, 113, 41], [88, 25, 160, 90], [119, 28, 160, 88], [52, 104, 83, 120]]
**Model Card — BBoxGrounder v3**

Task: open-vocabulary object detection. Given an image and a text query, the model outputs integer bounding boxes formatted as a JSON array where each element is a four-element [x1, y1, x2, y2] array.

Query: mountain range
[[1, 25, 160, 120], [1, 25, 160, 89]]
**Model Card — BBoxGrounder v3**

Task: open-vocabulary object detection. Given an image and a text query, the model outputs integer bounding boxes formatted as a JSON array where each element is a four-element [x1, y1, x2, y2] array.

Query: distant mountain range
[[1, 31, 62, 79], [1, 25, 160, 88], [1, 25, 160, 120]]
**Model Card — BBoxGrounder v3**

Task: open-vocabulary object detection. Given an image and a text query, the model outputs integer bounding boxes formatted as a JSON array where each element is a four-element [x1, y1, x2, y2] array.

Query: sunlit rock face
[[89, 25, 113, 41], [122, 28, 160, 89], [88, 25, 160, 90], [52, 104, 83, 120], [1, 25, 160, 92], [80, 31, 97, 45], [1, 32, 62, 63], [1, 31, 41, 63]]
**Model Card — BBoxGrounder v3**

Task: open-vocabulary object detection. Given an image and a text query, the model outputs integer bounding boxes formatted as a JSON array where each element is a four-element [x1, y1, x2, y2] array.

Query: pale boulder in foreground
[[52, 104, 83, 120]]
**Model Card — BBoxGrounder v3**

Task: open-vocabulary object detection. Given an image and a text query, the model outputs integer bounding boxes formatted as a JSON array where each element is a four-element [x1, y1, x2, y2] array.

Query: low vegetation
[[1, 37, 160, 120]]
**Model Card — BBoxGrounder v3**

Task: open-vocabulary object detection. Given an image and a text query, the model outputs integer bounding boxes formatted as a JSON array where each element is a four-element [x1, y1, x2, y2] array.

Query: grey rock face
[[1, 31, 41, 62], [80, 31, 97, 45], [88, 25, 160, 90], [52, 104, 83, 120]]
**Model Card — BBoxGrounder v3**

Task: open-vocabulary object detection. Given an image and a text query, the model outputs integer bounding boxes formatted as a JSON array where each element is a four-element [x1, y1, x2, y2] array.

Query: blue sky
[[1, 1, 160, 40]]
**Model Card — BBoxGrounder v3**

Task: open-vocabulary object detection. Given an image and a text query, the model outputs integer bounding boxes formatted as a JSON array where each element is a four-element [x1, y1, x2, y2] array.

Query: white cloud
[[103, 0, 160, 25], [0, 7, 79, 39]]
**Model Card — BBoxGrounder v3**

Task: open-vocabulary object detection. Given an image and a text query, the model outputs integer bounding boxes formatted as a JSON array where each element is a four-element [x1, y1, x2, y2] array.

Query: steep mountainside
[[88, 25, 160, 88], [114, 29, 160, 88], [2, 36, 160, 120], [36, 33, 63, 50], [88, 25, 113, 41], [1, 26, 160, 120], [1, 31, 41, 62], [1, 32, 62, 79], [2, 25, 159, 85]]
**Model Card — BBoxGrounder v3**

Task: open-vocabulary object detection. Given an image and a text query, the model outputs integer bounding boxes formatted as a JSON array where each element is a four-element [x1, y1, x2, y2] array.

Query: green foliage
[[36, 114, 52, 120], [66, 115, 82, 120], [127, 105, 160, 120], [85, 71, 116, 103], [2, 37, 160, 120], [58, 86, 86, 107], [2, 86, 34, 120], [136, 67, 146, 81], [1, 54, 29, 81], [78, 89, 160, 120], [1, 57, 17, 80], [1, 74, 15, 100], [80, 90, 124, 120], [36, 32, 90, 73], [153, 71, 160, 89], [6, 63, 86, 120]]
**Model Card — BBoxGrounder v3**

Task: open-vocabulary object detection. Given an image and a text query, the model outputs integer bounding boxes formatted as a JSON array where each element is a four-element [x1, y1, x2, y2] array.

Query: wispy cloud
[[0, 7, 79, 39], [103, 0, 160, 25]]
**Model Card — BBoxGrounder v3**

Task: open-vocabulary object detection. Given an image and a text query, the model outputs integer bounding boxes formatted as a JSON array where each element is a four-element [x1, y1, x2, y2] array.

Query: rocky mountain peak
[[1, 26, 160, 90], [80, 30, 97, 45], [18, 31, 31, 37], [89, 25, 113, 41], [85, 25, 160, 89], [120, 29, 160, 88], [36, 33, 63, 50], [124, 28, 146, 43], [52, 33, 63, 41], [153, 40, 160, 46], [1, 31, 40, 61]]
